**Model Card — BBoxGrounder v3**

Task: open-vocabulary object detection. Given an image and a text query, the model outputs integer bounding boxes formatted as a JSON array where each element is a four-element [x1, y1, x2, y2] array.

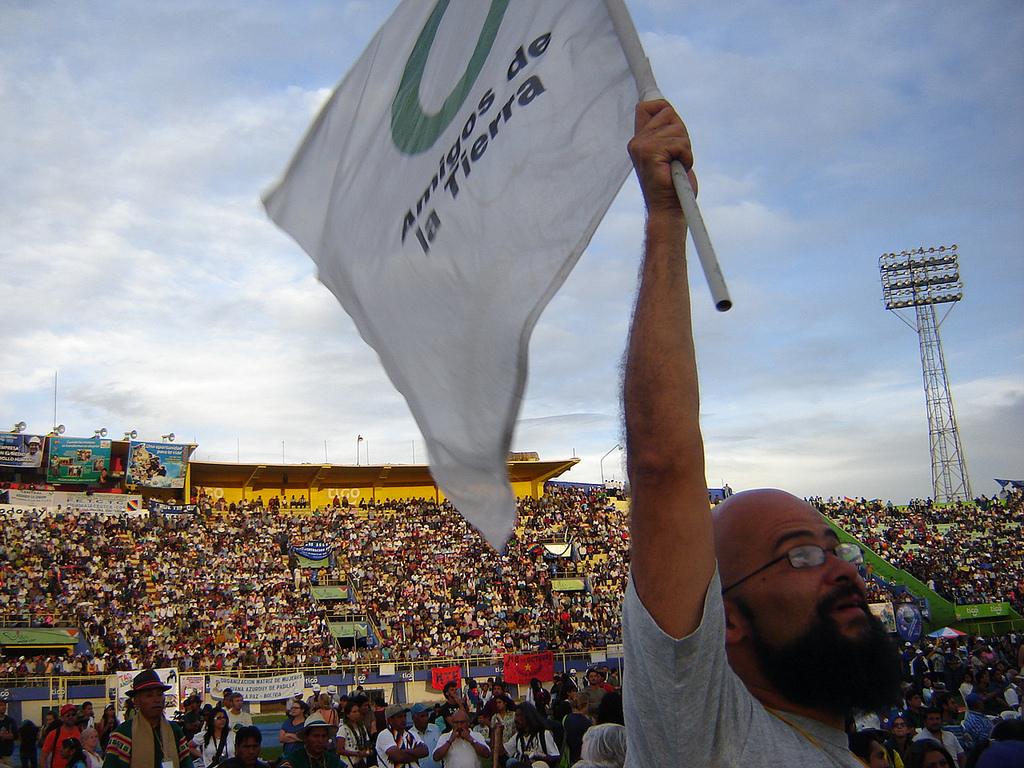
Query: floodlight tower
[[879, 245, 972, 503]]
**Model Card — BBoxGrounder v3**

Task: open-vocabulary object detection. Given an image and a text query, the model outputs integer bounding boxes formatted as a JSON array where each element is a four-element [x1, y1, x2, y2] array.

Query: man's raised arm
[[624, 100, 715, 639]]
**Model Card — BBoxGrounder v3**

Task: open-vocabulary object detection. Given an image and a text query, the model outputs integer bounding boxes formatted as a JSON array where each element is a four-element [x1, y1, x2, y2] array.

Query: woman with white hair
[[573, 723, 626, 768]]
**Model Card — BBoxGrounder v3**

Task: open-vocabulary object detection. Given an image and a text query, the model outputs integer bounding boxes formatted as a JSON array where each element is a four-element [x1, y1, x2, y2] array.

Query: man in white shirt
[[621, 99, 903, 767], [227, 694, 253, 730], [432, 711, 490, 768], [912, 708, 965, 767], [375, 705, 426, 768]]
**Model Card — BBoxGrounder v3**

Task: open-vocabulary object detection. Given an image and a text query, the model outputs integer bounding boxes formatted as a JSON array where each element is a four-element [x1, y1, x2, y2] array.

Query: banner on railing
[[0, 628, 78, 647], [149, 500, 198, 515], [115, 668, 179, 713], [954, 602, 1013, 620], [5, 490, 144, 515], [209, 672, 304, 702], [180, 674, 206, 703], [502, 651, 554, 684], [431, 665, 462, 691]]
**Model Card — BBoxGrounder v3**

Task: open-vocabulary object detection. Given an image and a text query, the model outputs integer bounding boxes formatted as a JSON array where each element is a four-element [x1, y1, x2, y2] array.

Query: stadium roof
[[188, 458, 579, 494]]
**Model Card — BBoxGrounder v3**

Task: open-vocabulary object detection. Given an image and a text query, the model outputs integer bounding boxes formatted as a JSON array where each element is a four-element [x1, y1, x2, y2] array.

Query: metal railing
[[0, 613, 79, 628], [0, 649, 615, 690]]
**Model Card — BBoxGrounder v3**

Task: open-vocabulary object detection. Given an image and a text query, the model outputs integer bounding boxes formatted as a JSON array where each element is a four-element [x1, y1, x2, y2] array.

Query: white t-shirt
[[622, 569, 865, 767], [227, 710, 252, 730], [501, 730, 559, 762], [432, 730, 489, 768], [375, 727, 425, 768], [191, 728, 235, 768]]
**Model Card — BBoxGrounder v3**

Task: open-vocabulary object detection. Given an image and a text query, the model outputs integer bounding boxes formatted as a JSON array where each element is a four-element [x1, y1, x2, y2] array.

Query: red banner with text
[[502, 652, 554, 684], [431, 665, 462, 691]]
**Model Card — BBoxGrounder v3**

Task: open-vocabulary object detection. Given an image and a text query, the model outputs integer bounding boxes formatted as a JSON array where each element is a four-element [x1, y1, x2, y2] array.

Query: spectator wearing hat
[[375, 706, 426, 768], [41, 706, 81, 768], [278, 714, 340, 768], [407, 706, 440, 768], [102, 670, 194, 768]]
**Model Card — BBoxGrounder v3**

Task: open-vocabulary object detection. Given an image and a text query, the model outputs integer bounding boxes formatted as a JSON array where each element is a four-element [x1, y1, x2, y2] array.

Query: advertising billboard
[[0, 433, 46, 469], [126, 441, 190, 488], [46, 437, 111, 483]]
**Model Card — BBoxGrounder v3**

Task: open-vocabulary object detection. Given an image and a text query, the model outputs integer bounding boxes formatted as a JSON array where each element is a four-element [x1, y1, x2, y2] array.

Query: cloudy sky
[[2, 1, 1021, 503]]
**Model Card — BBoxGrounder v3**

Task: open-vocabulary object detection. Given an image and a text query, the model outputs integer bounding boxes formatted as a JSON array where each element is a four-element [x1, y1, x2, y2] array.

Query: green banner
[[0, 627, 79, 646], [329, 622, 369, 638], [955, 602, 1013, 620], [551, 578, 585, 592], [296, 555, 329, 569], [311, 586, 349, 600]]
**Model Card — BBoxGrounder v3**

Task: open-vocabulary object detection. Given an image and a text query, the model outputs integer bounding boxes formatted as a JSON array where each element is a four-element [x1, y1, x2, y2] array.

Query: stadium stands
[[1, 484, 1021, 680]]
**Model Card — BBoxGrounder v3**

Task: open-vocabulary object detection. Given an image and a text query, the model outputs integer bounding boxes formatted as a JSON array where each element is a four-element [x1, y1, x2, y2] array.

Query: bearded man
[[621, 99, 902, 767]]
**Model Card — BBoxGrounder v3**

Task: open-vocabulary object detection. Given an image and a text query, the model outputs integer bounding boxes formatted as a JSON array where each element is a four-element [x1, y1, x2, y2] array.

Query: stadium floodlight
[[50, 424, 66, 436], [357, 434, 363, 465], [123, 430, 138, 441], [600, 444, 623, 484], [879, 244, 971, 503], [93, 428, 108, 439], [11, 421, 27, 433], [162, 433, 175, 442]]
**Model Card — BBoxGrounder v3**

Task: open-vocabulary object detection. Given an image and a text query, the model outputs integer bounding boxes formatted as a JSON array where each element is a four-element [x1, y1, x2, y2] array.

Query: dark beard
[[736, 585, 903, 714]]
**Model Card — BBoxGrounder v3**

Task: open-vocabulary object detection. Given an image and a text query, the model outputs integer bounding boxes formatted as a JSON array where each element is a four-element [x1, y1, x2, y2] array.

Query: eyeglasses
[[721, 542, 863, 594]]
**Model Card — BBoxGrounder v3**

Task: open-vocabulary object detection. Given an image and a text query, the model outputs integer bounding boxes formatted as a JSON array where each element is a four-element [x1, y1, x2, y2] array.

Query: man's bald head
[[712, 489, 823, 589]]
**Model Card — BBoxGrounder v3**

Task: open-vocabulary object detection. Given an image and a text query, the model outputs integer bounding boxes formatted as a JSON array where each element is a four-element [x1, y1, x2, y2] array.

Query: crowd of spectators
[[0, 485, 628, 676], [0, 484, 1022, 679], [334, 488, 628, 662], [815, 490, 1024, 615]]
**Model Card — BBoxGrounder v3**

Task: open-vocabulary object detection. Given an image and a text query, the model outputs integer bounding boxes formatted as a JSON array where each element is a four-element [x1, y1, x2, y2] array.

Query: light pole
[[879, 245, 971, 502], [600, 444, 623, 484], [356, 435, 363, 465]]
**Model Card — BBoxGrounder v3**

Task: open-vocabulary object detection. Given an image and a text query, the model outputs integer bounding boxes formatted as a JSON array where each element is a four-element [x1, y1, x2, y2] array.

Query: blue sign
[[896, 603, 924, 643]]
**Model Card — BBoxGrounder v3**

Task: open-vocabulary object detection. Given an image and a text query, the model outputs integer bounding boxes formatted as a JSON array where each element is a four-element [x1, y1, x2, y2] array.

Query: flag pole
[[604, 0, 732, 312]]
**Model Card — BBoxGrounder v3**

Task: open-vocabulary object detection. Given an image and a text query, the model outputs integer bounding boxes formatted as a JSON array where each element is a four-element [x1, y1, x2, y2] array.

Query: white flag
[[264, 0, 636, 549]]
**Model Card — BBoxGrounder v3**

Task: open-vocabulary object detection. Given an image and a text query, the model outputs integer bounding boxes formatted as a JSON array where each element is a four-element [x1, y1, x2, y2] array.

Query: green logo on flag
[[391, 0, 509, 155]]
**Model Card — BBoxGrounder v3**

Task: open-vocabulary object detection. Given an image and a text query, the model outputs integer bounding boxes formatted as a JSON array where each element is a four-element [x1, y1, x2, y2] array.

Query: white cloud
[[1, 0, 1020, 508]]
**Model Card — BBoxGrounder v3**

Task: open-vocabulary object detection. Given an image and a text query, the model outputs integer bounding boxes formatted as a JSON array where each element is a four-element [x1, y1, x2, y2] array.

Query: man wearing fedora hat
[[102, 670, 193, 768], [277, 714, 341, 768]]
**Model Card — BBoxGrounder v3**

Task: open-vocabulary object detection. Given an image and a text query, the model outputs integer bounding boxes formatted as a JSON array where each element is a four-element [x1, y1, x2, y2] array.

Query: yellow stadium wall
[[197, 479, 547, 509]]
